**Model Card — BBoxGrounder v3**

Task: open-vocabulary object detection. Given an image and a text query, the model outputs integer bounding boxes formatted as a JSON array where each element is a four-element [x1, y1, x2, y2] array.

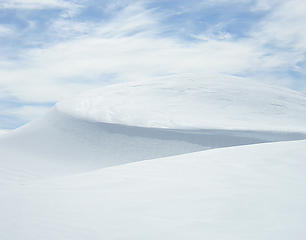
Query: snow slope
[[1, 107, 305, 180], [1, 76, 306, 239], [58, 75, 306, 131], [1, 140, 306, 240], [1, 76, 306, 179]]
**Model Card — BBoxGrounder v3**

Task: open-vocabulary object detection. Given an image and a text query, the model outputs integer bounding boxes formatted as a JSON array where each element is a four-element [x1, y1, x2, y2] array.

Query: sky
[[0, 0, 306, 129]]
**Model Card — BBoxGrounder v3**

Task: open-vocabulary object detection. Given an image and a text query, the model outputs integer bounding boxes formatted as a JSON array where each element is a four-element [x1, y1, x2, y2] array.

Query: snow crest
[[57, 76, 306, 132], [1, 76, 306, 239]]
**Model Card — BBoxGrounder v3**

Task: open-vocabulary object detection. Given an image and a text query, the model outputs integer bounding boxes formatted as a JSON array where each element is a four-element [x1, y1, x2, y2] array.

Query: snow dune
[[1, 108, 305, 180], [1, 76, 306, 179], [57, 75, 306, 131], [1, 76, 306, 239], [1, 140, 306, 239]]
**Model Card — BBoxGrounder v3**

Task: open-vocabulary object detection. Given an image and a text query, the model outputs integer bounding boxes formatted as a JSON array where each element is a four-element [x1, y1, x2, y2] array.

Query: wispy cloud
[[253, 0, 306, 52], [0, 25, 14, 36], [0, 0, 79, 10], [0, 0, 305, 129], [9, 105, 51, 121], [0, 9, 262, 101]]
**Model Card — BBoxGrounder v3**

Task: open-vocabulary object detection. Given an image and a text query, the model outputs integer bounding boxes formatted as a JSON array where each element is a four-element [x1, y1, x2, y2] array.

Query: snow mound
[[1, 140, 306, 239], [57, 75, 306, 132], [2, 108, 305, 179], [1, 76, 306, 179], [1, 76, 306, 238]]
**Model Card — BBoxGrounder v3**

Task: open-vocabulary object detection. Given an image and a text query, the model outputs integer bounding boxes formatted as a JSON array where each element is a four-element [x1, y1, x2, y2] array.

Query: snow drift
[[58, 75, 306, 131], [1, 140, 306, 239], [1, 76, 306, 239], [1, 76, 306, 179]]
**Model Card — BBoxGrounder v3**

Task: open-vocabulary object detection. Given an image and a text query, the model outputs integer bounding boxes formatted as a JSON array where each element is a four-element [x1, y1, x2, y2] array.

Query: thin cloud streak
[[0, 0, 305, 128], [0, 0, 79, 10]]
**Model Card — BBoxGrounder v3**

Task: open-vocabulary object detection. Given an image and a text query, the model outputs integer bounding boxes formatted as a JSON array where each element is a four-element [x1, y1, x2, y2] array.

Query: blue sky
[[0, 0, 305, 129]]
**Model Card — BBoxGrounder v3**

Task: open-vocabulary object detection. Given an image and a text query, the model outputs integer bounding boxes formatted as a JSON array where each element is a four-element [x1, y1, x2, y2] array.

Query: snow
[[1, 140, 306, 239], [0, 108, 305, 179], [1, 75, 306, 239], [57, 75, 306, 132]]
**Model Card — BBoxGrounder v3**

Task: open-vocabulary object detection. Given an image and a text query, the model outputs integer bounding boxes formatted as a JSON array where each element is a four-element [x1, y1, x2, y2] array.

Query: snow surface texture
[[58, 76, 306, 131], [1, 140, 306, 240], [1, 76, 306, 239], [1, 108, 305, 180]]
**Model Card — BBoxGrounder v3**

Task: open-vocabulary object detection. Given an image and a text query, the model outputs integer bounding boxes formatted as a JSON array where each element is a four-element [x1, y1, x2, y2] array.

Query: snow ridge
[[57, 76, 306, 132], [1, 76, 306, 239]]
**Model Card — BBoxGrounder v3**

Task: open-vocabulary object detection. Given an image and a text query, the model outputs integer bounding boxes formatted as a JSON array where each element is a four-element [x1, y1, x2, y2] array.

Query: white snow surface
[[1, 140, 306, 239], [1, 107, 305, 179], [57, 76, 306, 131], [1, 76, 306, 239]]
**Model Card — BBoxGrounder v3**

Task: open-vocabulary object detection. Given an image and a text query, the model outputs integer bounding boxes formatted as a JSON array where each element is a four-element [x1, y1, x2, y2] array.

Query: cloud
[[0, 91, 52, 129], [253, 0, 306, 49], [0, 2, 294, 101], [0, 0, 78, 10], [0, 129, 10, 134], [0, 0, 83, 19], [0, 35, 263, 103], [0, 0, 305, 128], [9, 105, 51, 121], [249, 0, 306, 83], [0, 104, 51, 129], [0, 25, 14, 37]]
